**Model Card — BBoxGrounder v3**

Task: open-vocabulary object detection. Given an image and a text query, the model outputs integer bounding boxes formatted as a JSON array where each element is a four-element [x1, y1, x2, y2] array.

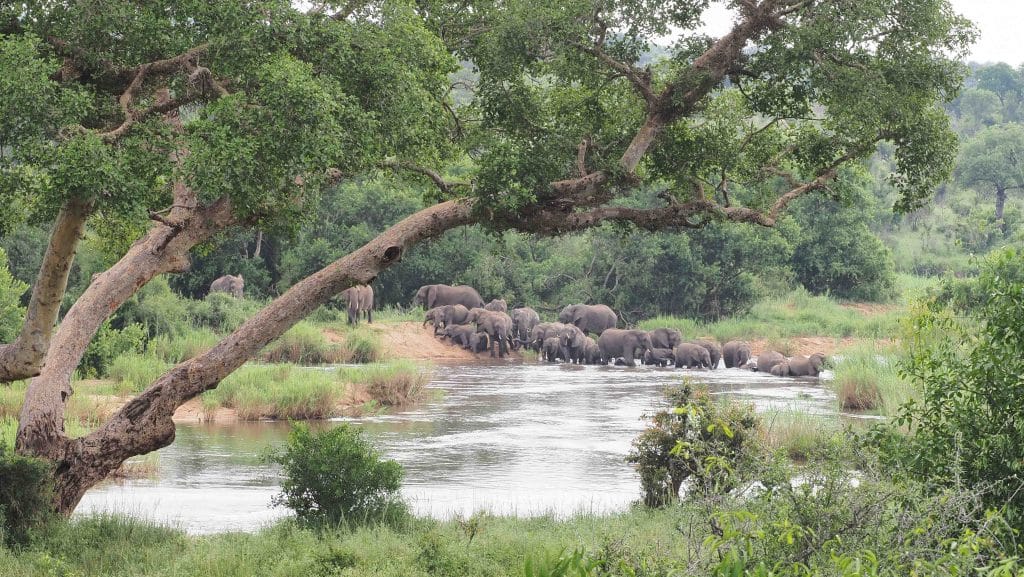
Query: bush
[[0, 247, 28, 343], [187, 292, 261, 333], [77, 321, 146, 378], [106, 353, 172, 393], [881, 247, 1024, 529], [0, 445, 55, 547], [269, 423, 407, 528], [627, 384, 760, 507]]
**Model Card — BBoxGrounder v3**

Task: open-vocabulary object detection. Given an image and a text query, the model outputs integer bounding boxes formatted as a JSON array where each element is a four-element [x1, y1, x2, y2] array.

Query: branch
[[382, 160, 470, 195], [574, 41, 656, 105]]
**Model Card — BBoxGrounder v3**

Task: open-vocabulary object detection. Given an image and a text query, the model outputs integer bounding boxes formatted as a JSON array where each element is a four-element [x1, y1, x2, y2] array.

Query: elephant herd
[[417, 284, 827, 378]]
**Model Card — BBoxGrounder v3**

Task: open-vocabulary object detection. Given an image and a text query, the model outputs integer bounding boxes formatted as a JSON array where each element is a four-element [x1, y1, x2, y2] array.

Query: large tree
[[956, 123, 1024, 234], [1, 0, 972, 514]]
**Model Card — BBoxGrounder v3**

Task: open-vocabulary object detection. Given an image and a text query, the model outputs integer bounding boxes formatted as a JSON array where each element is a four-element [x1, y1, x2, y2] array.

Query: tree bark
[[0, 198, 92, 382]]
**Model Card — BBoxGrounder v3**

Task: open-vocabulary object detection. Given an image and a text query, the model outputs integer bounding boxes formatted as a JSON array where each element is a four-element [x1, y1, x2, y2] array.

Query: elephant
[[722, 340, 752, 368], [413, 284, 485, 310], [440, 304, 470, 328], [643, 347, 675, 367], [511, 307, 540, 345], [770, 362, 791, 377], [558, 304, 617, 335], [648, 328, 683, 350], [597, 329, 652, 366], [342, 284, 374, 325], [472, 310, 513, 357], [559, 324, 588, 364], [209, 274, 244, 298], [468, 331, 491, 354], [484, 299, 508, 313], [689, 339, 721, 369], [530, 322, 567, 351], [581, 337, 603, 364], [444, 324, 476, 348], [423, 306, 446, 334], [674, 343, 711, 369], [541, 336, 563, 362], [786, 353, 827, 377], [756, 351, 787, 374]]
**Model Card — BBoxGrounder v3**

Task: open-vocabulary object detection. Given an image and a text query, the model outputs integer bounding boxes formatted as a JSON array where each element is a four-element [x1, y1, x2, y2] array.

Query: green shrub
[[269, 423, 407, 528], [77, 321, 146, 378], [118, 277, 193, 338], [203, 364, 343, 420], [340, 327, 382, 363], [627, 384, 760, 507], [188, 292, 261, 333], [0, 445, 55, 547]]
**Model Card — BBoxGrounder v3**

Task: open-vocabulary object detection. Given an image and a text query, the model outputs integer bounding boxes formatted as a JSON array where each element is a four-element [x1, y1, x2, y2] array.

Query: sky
[[699, 0, 1024, 66]]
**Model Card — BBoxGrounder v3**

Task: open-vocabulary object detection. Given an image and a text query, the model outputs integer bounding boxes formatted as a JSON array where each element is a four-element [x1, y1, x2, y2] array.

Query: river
[[76, 361, 840, 534]]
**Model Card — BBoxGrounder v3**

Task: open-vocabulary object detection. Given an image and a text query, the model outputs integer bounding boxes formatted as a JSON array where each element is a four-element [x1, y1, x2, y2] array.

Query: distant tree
[[954, 88, 1003, 135], [956, 123, 1024, 234], [974, 63, 1022, 106]]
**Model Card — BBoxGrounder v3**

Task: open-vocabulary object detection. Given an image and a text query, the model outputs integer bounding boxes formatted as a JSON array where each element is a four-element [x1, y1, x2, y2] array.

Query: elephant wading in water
[[674, 343, 710, 369], [643, 348, 675, 367], [756, 351, 786, 374], [541, 337, 562, 362], [511, 307, 540, 346], [559, 324, 588, 364], [689, 339, 721, 369], [597, 329, 652, 366], [342, 284, 374, 325], [530, 322, 567, 351], [413, 284, 485, 310], [648, 328, 683, 350], [210, 274, 244, 298], [722, 340, 752, 368], [581, 336, 603, 364], [783, 353, 827, 377], [559, 304, 617, 335], [468, 332, 491, 354]]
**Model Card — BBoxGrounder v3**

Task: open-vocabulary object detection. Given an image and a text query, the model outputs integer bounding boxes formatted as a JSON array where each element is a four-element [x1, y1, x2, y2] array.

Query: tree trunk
[[15, 199, 236, 474], [995, 185, 1007, 235], [20, 199, 473, 515], [0, 198, 92, 382]]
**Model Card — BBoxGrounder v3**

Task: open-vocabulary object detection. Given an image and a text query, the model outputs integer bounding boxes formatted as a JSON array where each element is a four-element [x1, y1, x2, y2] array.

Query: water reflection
[[78, 361, 838, 534]]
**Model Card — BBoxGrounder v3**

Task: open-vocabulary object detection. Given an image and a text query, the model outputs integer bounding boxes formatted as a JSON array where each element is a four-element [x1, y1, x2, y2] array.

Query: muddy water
[[77, 361, 838, 534]]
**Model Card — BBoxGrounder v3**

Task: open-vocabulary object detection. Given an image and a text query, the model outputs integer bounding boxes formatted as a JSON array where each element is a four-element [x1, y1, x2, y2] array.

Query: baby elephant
[[674, 343, 710, 369], [209, 274, 244, 298], [643, 348, 675, 367]]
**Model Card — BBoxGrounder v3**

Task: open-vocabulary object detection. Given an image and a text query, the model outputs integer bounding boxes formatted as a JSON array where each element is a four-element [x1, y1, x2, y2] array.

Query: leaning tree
[[1, 0, 972, 514]]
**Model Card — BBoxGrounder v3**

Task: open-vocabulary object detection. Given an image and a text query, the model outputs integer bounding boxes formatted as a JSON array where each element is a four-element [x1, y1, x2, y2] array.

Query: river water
[[76, 361, 840, 534]]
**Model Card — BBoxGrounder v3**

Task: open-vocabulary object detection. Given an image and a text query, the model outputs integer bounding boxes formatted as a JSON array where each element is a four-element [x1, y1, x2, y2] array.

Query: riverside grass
[[639, 288, 902, 342], [829, 343, 914, 416], [201, 361, 432, 420]]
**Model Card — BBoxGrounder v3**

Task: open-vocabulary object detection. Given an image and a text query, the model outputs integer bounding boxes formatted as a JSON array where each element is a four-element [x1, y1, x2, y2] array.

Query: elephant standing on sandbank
[[209, 274, 244, 298], [342, 284, 374, 325], [559, 304, 617, 335], [413, 284, 485, 310]]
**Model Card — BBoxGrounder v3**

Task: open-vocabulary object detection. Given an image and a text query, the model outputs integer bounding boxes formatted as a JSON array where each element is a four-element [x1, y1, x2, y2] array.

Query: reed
[[107, 353, 173, 393], [260, 322, 347, 365], [338, 360, 432, 407], [146, 328, 220, 363], [830, 343, 913, 416], [202, 364, 345, 420]]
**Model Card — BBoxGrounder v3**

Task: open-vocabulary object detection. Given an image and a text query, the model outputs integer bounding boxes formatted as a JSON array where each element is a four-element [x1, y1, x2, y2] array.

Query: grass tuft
[[830, 343, 913, 416], [339, 360, 432, 407], [260, 322, 347, 365], [203, 364, 345, 420]]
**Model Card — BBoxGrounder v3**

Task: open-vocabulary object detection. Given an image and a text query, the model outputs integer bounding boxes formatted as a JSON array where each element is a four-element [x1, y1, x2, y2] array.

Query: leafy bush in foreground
[[269, 423, 406, 528], [0, 445, 54, 547], [627, 384, 759, 507]]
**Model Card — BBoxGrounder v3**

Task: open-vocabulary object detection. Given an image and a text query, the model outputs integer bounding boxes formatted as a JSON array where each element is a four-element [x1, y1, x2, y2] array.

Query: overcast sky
[[699, 1, 1024, 66]]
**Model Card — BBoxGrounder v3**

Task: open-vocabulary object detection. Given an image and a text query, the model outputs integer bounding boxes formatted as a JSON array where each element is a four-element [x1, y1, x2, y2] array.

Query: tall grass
[[203, 364, 345, 420], [338, 360, 432, 407], [830, 343, 914, 416], [147, 328, 220, 363], [107, 353, 173, 393], [338, 327, 383, 363], [259, 322, 347, 364], [759, 410, 844, 462]]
